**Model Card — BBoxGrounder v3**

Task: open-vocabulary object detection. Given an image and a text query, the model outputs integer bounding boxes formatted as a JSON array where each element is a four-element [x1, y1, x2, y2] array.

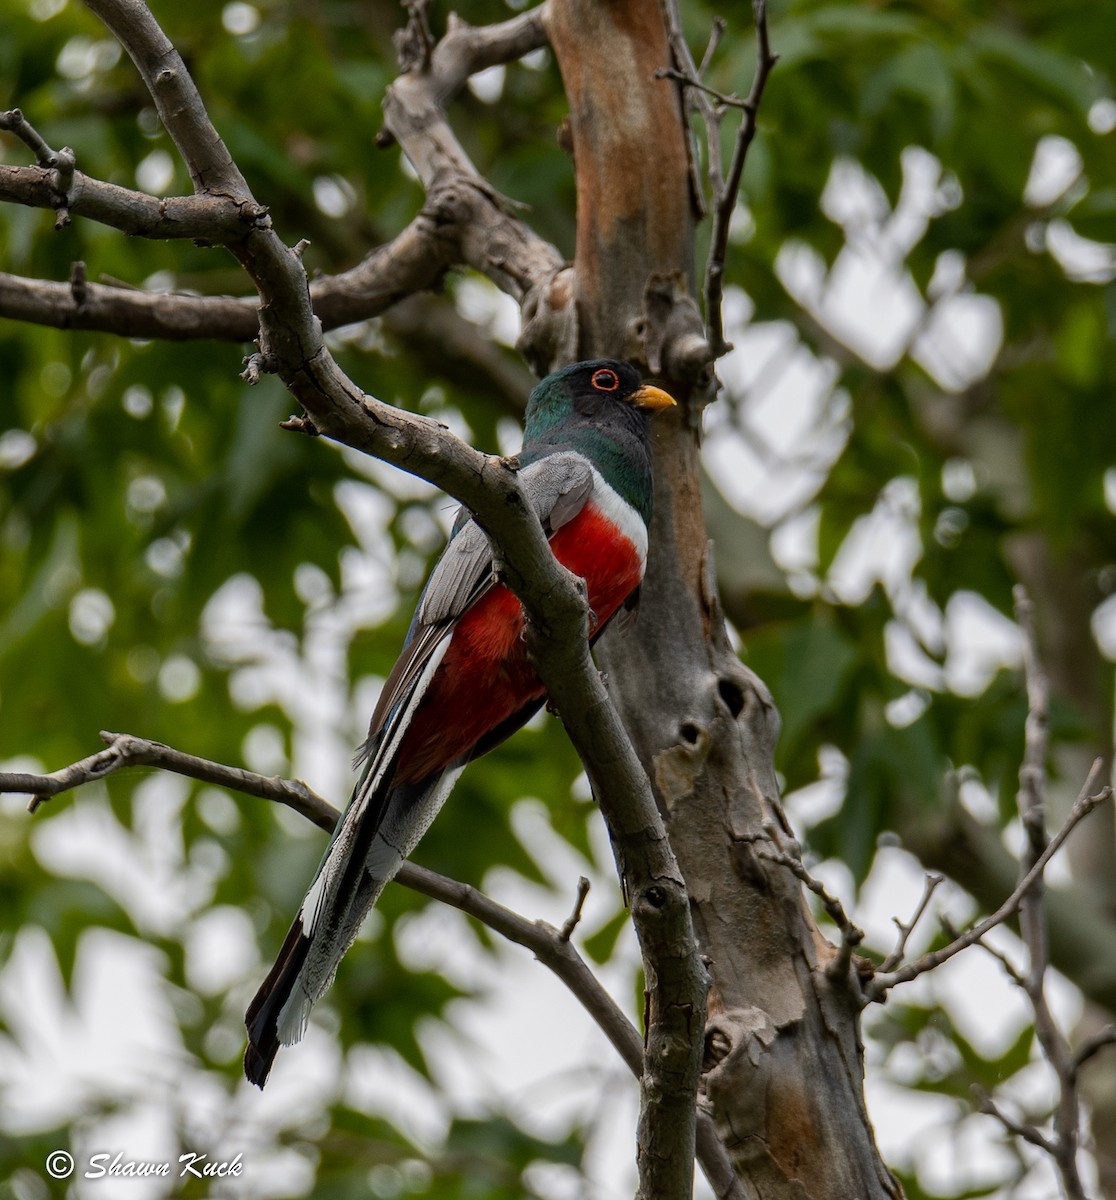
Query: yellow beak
[[630, 383, 676, 412]]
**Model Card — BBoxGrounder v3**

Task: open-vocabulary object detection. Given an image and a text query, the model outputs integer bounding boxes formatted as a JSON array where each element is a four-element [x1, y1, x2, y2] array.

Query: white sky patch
[[1092, 592, 1116, 659], [886, 620, 945, 690], [30, 0, 67, 19], [242, 722, 288, 775], [467, 63, 506, 104], [1023, 135, 1083, 208], [942, 591, 1022, 695], [395, 905, 492, 991], [127, 473, 166, 516], [781, 237, 926, 370], [452, 275, 520, 347], [1089, 97, 1116, 134], [1045, 218, 1116, 283], [827, 477, 922, 605], [313, 174, 356, 219], [913, 291, 1003, 393], [184, 905, 260, 996], [56, 35, 121, 82], [68, 587, 115, 646], [32, 778, 216, 936], [706, 318, 849, 524], [344, 1044, 450, 1150], [222, 1, 261, 36], [770, 504, 820, 574], [496, 415, 524, 456], [0, 928, 182, 1134], [0, 429, 38, 470], [135, 148, 175, 195], [158, 652, 201, 702]]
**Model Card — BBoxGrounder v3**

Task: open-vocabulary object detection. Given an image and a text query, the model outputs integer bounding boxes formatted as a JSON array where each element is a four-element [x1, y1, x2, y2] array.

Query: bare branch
[[878, 872, 944, 973], [0, 162, 266, 241], [658, 0, 718, 216], [1006, 585, 1090, 1200], [867, 761, 1112, 999], [0, 108, 77, 226], [697, 18, 727, 80], [754, 829, 865, 981], [559, 876, 592, 942], [380, 3, 568, 356], [0, 108, 61, 165], [656, 0, 778, 360], [1073, 1026, 1116, 1077], [83, 1, 249, 196], [704, 0, 777, 360], [0, 13, 564, 361], [1015, 586, 1051, 875], [654, 68, 751, 112], [975, 1090, 1057, 1156], [6, 730, 335, 831]]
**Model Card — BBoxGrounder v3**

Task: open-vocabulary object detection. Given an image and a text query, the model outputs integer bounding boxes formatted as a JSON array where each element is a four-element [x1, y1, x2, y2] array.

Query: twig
[[697, 17, 727, 80], [1, 733, 740, 1195], [0, 108, 60, 164], [1015, 587, 1050, 872], [1006, 586, 1089, 1200], [559, 876, 591, 942], [878, 872, 944, 973], [9, 730, 336, 829], [754, 828, 865, 983], [657, 0, 777, 359], [975, 1089, 1056, 1156], [867, 761, 1111, 999], [654, 68, 749, 111], [704, 0, 778, 360], [1, 109, 78, 227], [974, 933, 1026, 989], [1073, 1026, 1116, 1077]]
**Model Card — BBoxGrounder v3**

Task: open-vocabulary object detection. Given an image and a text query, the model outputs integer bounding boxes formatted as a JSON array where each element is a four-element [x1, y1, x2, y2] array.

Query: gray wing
[[418, 451, 595, 625], [364, 452, 595, 739]]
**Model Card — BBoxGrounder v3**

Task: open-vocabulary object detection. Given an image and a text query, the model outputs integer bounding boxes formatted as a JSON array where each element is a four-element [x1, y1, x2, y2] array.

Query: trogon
[[244, 359, 675, 1086]]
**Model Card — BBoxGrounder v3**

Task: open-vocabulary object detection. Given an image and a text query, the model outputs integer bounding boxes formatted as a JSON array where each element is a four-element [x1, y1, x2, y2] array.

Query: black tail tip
[[244, 1039, 277, 1089], [244, 914, 310, 1090]]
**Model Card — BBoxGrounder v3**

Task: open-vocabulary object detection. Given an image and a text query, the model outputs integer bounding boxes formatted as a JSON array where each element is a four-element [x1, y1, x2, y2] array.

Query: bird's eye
[[591, 368, 619, 392]]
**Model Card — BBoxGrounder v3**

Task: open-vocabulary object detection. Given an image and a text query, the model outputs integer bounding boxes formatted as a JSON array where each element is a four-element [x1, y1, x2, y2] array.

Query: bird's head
[[521, 360, 676, 522], [523, 360, 675, 445]]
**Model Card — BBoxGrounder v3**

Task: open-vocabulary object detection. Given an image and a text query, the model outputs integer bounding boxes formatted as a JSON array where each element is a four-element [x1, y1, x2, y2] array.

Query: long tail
[[243, 766, 460, 1088]]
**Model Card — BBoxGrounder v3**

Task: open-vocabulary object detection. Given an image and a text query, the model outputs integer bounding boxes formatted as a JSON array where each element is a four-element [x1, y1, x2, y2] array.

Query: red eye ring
[[592, 368, 619, 392]]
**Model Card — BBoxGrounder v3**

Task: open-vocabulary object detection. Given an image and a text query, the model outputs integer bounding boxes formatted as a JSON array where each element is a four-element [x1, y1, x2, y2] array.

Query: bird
[[244, 359, 675, 1087]]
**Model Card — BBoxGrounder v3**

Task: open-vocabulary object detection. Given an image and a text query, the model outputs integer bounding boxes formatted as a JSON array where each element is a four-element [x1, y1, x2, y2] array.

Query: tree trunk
[[542, 0, 901, 1193]]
